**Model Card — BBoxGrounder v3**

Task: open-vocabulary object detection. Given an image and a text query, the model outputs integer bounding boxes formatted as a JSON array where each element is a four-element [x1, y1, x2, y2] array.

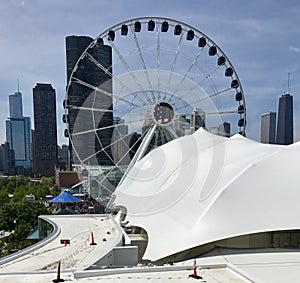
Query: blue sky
[[0, 0, 299, 145]]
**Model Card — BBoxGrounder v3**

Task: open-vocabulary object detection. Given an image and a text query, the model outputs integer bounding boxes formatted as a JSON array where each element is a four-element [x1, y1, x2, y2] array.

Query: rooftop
[[0, 214, 300, 282]]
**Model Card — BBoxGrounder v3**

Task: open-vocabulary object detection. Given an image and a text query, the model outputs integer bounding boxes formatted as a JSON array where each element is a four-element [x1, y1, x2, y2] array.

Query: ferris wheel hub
[[152, 102, 175, 126]]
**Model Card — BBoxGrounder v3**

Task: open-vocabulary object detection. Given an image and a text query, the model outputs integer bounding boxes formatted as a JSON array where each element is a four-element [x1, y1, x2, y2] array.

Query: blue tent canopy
[[96, 196, 106, 202], [49, 191, 81, 203]]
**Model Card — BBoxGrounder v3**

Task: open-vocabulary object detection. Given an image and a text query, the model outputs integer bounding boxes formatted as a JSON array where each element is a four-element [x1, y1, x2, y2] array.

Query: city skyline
[[0, 1, 299, 145]]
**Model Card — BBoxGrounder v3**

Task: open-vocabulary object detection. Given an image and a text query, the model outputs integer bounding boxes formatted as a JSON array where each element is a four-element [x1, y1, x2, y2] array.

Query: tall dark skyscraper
[[261, 112, 276, 144], [0, 142, 15, 175], [276, 93, 293, 145], [65, 35, 113, 166], [32, 83, 58, 177]]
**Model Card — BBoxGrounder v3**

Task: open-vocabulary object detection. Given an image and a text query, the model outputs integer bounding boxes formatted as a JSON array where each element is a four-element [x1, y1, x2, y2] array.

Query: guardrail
[[0, 216, 60, 267]]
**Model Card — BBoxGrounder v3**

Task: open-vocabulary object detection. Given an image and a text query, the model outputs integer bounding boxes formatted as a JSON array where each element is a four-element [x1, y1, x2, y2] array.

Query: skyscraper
[[276, 94, 293, 145], [218, 122, 231, 138], [175, 115, 190, 137], [9, 91, 23, 118], [57, 144, 70, 171], [5, 91, 32, 174], [261, 112, 276, 144], [190, 108, 206, 133], [65, 35, 113, 166], [0, 142, 15, 175], [32, 83, 58, 177]]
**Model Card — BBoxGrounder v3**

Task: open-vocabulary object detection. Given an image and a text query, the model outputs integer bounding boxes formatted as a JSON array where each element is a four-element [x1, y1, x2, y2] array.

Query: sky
[[0, 0, 300, 145]]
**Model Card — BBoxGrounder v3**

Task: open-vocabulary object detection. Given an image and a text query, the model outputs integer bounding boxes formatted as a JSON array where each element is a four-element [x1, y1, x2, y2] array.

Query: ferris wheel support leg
[[117, 124, 157, 188]]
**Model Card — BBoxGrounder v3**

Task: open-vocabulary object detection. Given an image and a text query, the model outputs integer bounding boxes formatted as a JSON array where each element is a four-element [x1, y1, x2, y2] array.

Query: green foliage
[[41, 176, 55, 186], [0, 189, 9, 208], [0, 201, 51, 231], [50, 185, 60, 197], [0, 176, 53, 256], [10, 223, 31, 242]]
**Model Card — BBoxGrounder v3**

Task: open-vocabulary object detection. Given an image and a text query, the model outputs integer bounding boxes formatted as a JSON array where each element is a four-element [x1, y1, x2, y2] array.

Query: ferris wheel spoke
[[153, 127, 159, 148], [95, 138, 116, 166], [85, 51, 148, 106], [199, 66, 223, 85], [165, 32, 184, 97], [70, 125, 113, 137], [168, 48, 205, 102], [67, 105, 114, 113], [99, 127, 151, 188], [161, 127, 169, 144], [118, 123, 157, 187], [109, 41, 152, 104], [160, 127, 166, 144], [82, 128, 144, 163], [156, 25, 160, 79], [91, 133, 137, 167], [156, 22, 161, 98], [71, 116, 149, 137], [130, 26, 156, 103], [72, 77, 142, 108], [163, 127, 174, 143], [205, 110, 239, 115], [114, 103, 153, 120], [163, 125, 177, 141], [85, 51, 113, 77], [94, 180, 114, 194], [173, 87, 233, 112]]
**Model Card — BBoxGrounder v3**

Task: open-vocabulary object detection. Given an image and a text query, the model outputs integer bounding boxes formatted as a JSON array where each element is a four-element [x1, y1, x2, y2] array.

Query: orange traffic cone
[[90, 232, 97, 245], [189, 258, 202, 280], [52, 261, 65, 282]]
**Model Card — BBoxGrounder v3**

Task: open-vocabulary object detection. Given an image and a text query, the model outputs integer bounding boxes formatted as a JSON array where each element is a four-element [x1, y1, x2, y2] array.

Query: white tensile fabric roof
[[112, 128, 300, 261]]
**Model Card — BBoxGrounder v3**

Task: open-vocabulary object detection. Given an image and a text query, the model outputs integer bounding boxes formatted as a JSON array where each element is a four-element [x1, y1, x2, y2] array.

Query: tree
[[0, 189, 9, 208]]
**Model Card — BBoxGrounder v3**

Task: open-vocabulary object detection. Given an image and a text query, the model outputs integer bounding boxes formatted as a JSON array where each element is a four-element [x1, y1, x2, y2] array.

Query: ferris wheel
[[64, 17, 246, 197]]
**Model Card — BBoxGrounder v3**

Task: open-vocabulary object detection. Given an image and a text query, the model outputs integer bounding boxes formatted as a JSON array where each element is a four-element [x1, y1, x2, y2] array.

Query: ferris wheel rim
[[65, 17, 246, 132], [64, 17, 247, 196]]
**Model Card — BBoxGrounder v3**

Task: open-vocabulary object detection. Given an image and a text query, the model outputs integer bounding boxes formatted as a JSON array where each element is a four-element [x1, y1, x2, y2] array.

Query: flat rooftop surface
[[200, 247, 300, 283], [0, 266, 250, 282], [0, 215, 300, 282], [0, 214, 121, 273]]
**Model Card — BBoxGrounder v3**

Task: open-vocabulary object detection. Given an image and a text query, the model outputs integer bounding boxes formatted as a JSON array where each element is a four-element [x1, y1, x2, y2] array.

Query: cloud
[[289, 46, 300, 53]]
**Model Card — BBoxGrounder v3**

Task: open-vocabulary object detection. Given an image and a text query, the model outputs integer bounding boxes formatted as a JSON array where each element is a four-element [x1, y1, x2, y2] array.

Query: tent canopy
[[112, 128, 300, 261], [49, 191, 80, 203]]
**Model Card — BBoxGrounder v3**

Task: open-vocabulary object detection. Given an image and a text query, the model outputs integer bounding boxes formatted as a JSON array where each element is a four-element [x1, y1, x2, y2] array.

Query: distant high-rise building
[[261, 112, 276, 144], [32, 83, 58, 177], [175, 115, 190, 137], [60, 144, 70, 166], [65, 35, 113, 166], [113, 117, 128, 136], [57, 144, 70, 171], [0, 142, 15, 175], [5, 91, 32, 173], [218, 122, 231, 137], [9, 91, 23, 118], [276, 94, 293, 145], [190, 108, 206, 133], [6, 117, 31, 167]]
